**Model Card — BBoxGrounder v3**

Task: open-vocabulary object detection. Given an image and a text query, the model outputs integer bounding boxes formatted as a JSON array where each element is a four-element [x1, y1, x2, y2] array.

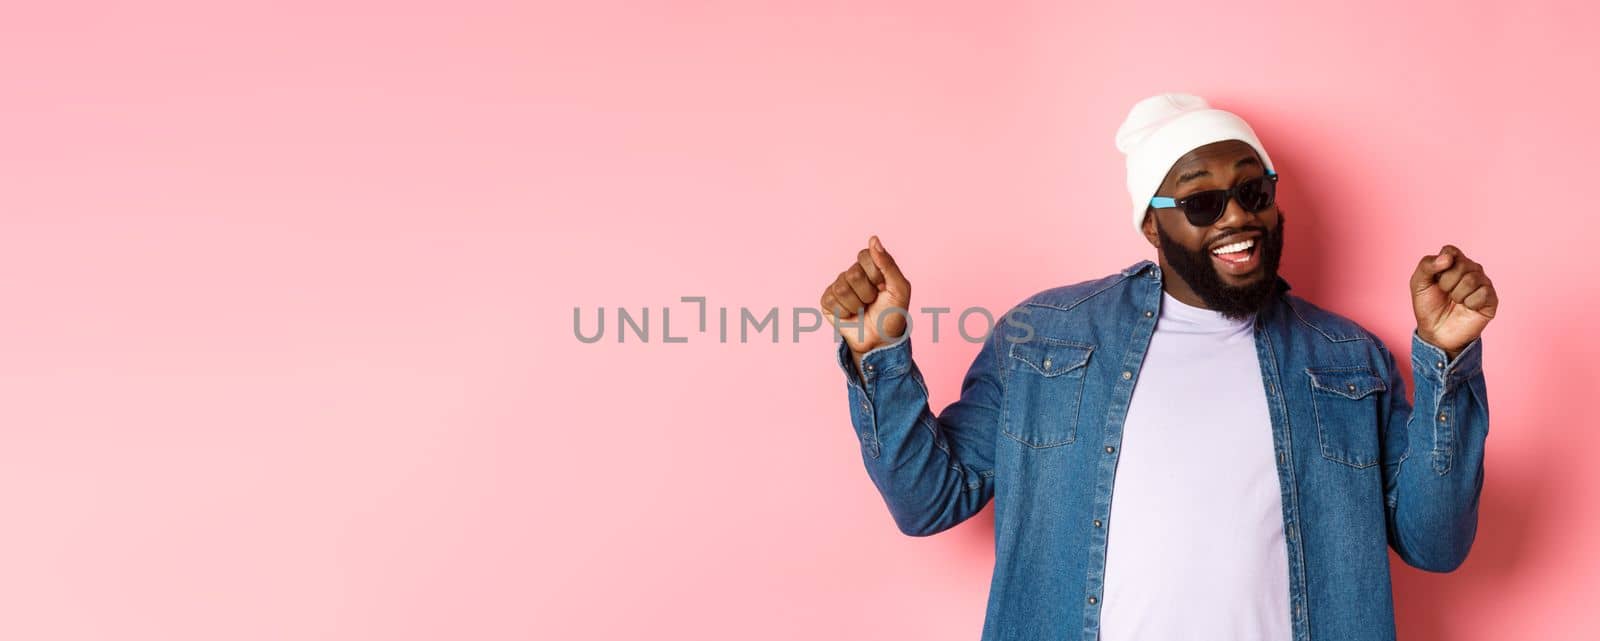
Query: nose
[[1213, 191, 1267, 232]]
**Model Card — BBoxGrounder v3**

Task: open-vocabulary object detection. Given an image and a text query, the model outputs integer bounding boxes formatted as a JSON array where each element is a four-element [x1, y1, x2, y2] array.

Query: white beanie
[[1116, 93, 1274, 236]]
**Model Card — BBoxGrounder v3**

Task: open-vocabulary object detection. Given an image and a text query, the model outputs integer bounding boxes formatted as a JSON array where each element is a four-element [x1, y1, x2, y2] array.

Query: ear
[[1140, 208, 1160, 248]]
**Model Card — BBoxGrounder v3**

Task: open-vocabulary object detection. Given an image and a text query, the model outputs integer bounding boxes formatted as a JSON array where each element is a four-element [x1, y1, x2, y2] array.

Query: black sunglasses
[[1149, 170, 1278, 227]]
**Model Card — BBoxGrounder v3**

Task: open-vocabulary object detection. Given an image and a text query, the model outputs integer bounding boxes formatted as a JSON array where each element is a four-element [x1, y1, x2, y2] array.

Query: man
[[819, 93, 1495, 641]]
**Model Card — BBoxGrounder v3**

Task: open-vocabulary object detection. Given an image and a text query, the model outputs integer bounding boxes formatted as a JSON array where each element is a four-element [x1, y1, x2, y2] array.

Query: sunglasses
[[1149, 170, 1279, 227]]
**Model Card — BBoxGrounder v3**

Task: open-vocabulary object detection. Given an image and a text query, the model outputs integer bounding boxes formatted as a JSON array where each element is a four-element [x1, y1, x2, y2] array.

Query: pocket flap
[[1307, 367, 1387, 400], [1009, 339, 1093, 377]]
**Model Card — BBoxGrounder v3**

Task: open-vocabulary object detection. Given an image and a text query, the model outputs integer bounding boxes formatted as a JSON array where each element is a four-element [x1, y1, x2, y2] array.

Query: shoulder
[[1280, 293, 1387, 348], [1014, 260, 1150, 313]]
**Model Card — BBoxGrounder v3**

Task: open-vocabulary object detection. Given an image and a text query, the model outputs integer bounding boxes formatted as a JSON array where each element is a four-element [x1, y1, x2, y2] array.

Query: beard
[[1155, 210, 1287, 322]]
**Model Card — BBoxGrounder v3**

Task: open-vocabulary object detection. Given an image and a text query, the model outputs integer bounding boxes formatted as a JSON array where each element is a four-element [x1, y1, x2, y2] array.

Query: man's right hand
[[820, 236, 912, 361]]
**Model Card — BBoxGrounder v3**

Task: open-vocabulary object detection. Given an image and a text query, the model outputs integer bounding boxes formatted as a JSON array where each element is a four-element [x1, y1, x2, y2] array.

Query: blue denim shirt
[[835, 259, 1488, 641]]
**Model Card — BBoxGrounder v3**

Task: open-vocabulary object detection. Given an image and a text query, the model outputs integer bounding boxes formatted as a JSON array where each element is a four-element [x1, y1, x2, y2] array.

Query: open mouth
[[1210, 237, 1260, 276]]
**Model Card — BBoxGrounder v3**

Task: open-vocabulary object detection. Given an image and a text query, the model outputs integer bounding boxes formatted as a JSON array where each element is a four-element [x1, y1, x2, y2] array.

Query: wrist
[[1416, 328, 1463, 362]]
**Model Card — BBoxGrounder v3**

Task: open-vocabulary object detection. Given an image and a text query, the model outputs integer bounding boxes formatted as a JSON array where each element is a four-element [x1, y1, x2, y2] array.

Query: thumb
[[868, 235, 911, 300], [1411, 248, 1453, 294]]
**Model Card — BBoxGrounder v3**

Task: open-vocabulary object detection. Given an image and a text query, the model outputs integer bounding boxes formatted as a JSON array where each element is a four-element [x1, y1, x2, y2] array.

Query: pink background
[[3, 1, 1596, 639]]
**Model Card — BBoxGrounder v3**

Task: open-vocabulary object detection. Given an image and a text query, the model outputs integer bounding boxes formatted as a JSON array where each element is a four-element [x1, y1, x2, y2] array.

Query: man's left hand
[[1410, 244, 1498, 361]]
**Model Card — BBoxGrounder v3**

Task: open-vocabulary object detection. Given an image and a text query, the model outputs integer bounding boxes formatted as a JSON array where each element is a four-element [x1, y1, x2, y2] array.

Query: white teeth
[[1211, 238, 1255, 255]]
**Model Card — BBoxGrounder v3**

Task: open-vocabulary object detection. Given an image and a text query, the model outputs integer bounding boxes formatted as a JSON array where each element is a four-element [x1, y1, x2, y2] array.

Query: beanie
[[1115, 93, 1274, 236]]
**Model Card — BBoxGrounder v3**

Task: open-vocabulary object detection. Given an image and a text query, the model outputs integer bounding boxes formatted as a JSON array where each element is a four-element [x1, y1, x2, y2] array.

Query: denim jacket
[[835, 259, 1488, 641]]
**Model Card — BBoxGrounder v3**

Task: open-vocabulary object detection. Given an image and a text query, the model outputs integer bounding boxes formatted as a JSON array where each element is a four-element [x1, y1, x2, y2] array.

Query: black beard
[[1155, 212, 1287, 322]]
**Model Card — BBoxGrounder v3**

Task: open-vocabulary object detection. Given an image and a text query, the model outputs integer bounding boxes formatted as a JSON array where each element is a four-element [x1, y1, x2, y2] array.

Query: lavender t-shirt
[[1099, 291, 1290, 641]]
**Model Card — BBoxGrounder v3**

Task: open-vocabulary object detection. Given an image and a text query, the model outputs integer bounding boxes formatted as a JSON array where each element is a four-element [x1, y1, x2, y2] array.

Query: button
[[1093, 519, 1102, 528], [864, 363, 874, 372], [1278, 451, 1287, 464], [1347, 383, 1356, 392], [1122, 371, 1132, 380], [1087, 596, 1097, 605], [1267, 382, 1275, 394], [860, 402, 869, 410], [1435, 361, 1445, 369], [1286, 524, 1296, 539], [1042, 358, 1052, 369], [1144, 310, 1153, 318], [1105, 446, 1115, 454], [1438, 414, 1448, 423]]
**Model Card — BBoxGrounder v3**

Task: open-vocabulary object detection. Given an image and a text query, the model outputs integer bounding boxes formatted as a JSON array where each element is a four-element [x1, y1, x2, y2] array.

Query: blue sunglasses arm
[[1148, 169, 1276, 209]]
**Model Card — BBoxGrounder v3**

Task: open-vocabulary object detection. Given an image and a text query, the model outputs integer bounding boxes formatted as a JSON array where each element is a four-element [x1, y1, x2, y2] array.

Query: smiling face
[[1139, 139, 1286, 321]]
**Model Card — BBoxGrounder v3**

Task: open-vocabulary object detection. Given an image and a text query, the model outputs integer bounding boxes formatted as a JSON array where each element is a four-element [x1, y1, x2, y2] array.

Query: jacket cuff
[[1410, 330, 1483, 391], [835, 332, 913, 392]]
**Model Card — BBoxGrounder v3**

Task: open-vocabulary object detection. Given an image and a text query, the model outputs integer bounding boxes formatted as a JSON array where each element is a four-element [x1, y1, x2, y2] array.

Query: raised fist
[[819, 235, 912, 356]]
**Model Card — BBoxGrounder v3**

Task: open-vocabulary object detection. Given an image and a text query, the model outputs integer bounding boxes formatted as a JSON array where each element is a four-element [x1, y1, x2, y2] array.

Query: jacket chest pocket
[[1001, 338, 1094, 449], [1306, 366, 1387, 469]]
